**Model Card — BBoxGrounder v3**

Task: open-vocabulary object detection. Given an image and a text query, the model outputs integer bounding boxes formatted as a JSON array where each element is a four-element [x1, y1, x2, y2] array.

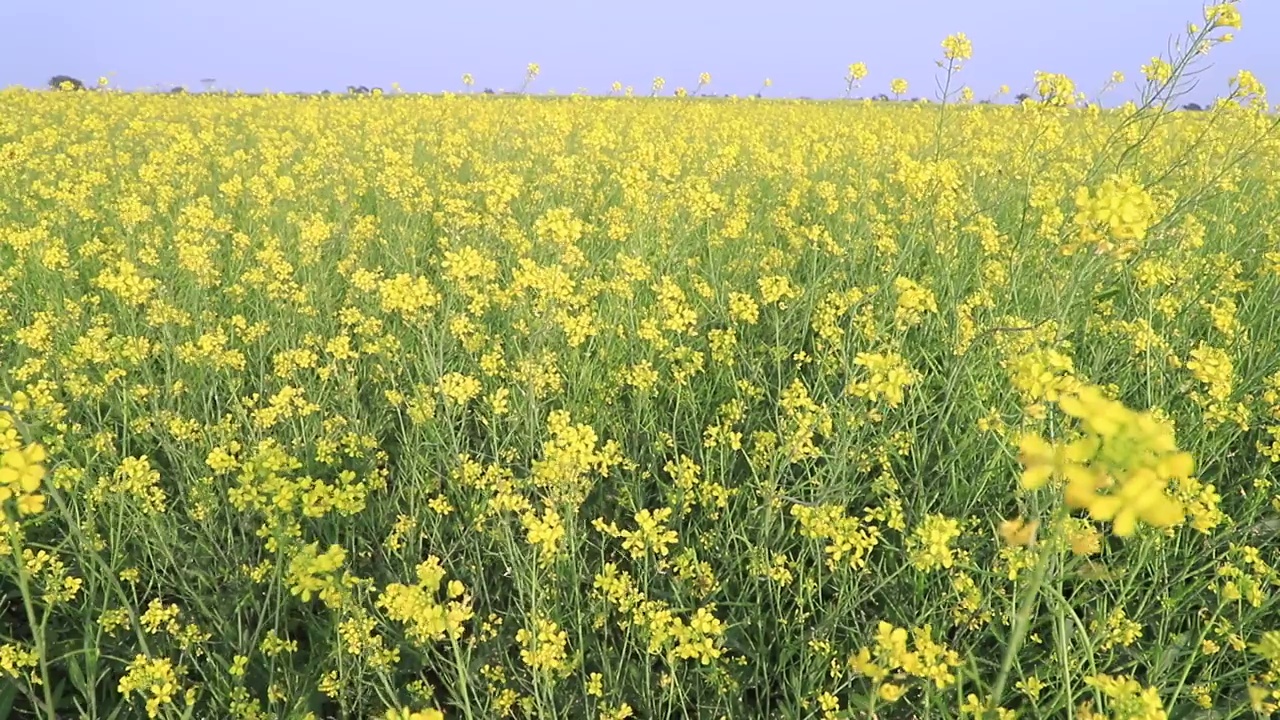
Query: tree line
[[44, 75, 1211, 109]]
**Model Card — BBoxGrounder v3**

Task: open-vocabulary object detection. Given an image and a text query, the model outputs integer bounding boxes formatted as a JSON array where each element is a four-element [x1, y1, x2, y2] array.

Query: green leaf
[[67, 656, 88, 696], [0, 682, 18, 718]]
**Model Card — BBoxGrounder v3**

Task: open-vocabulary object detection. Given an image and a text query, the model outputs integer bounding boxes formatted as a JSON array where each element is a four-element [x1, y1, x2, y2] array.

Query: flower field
[[4, 9, 1280, 720]]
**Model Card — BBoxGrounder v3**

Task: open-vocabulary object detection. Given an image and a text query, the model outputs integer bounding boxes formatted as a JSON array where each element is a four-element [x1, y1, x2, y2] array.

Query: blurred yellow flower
[[941, 32, 973, 63]]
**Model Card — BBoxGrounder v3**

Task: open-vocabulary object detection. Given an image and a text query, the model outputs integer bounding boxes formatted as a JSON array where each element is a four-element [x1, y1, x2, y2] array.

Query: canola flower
[[845, 62, 869, 97], [1019, 385, 1189, 536], [0, 442, 47, 516]]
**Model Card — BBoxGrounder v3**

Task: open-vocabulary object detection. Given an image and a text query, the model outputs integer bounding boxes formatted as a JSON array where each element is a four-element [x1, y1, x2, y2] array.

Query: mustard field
[[4, 10, 1280, 720]]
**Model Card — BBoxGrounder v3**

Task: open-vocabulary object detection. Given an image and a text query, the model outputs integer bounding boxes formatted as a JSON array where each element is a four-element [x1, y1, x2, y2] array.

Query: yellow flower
[[437, 372, 483, 407], [941, 32, 973, 62], [517, 616, 572, 677], [600, 703, 634, 720], [999, 517, 1039, 547], [1085, 467, 1183, 536], [286, 543, 347, 603], [1094, 608, 1143, 651], [0, 444, 48, 516], [378, 557, 474, 646], [619, 507, 679, 559], [1230, 69, 1266, 99], [1019, 385, 1190, 537], [728, 292, 760, 325], [117, 655, 182, 719], [1033, 71, 1077, 106], [847, 352, 920, 408], [1017, 675, 1047, 701], [878, 682, 906, 702], [0, 445, 46, 493], [1205, 3, 1242, 30], [1084, 674, 1168, 720], [1016, 433, 1065, 490], [384, 709, 444, 720], [1141, 56, 1174, 85], [908, 514, 962, 571]]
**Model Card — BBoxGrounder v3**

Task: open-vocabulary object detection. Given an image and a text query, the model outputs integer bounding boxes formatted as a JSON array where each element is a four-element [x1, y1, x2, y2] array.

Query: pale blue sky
[[1, 0, 1274, 101]]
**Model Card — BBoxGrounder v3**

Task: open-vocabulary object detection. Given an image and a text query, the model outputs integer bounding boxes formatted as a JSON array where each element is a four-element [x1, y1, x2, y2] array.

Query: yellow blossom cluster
[[0, 438, 46, 516], [591, 563, 727, 665], [1019, 386, 1189, 536], [1073, 175, 1159, 257], [117, 655, 186, 719], [1080, 673, 1168, 720], [377, 556, 474, 646], [850, 621, 963, 701], [791, 503, 883, 570]]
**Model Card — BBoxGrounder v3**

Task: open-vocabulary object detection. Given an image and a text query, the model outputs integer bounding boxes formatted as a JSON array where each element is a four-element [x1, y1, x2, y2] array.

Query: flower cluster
[[0, 439, 46, 517], [1073, 175, 1159, 256], [1019, 386, 1188, 536], [377, 556, 474, 646], [850, 621, 963, 701], [791, 503, 883, 570]]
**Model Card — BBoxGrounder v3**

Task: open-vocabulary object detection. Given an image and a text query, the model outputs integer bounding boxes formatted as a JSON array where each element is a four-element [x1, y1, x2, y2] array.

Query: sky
[[1, 0, 1276, 102]]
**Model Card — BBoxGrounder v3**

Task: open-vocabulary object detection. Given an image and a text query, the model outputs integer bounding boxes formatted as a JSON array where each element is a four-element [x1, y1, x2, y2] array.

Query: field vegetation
[[3, 3, 1280, 718]]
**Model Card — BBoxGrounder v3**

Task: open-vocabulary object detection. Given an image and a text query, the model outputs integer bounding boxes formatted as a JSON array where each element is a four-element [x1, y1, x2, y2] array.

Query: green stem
[[989, 540, 1054, 713], [934, 62, 955, 160], [6, 522, 58, 720], [450, 635, 476, 720]]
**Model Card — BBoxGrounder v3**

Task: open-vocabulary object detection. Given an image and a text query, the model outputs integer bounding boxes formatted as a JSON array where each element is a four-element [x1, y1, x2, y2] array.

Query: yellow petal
[[1021, 465, 1054, 490], [1111, 509, 1137, 537], [1089, 495, 1122, 522], [1142, 498, 1185, 528]]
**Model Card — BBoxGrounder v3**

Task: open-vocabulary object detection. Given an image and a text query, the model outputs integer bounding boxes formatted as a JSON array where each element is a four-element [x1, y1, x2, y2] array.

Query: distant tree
[[1182, 102, 1203, 111], [320, 89, 332, 96], [169, 86, 187, 94], [1014, 92, 1031, 103], [483, 88, 495, 94], [874, 93, 890, 101], [49, 75, 84, 91]]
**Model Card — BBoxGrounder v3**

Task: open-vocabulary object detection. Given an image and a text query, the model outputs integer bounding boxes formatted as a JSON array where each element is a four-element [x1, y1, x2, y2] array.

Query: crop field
[[4, 12, 1280, 720]]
